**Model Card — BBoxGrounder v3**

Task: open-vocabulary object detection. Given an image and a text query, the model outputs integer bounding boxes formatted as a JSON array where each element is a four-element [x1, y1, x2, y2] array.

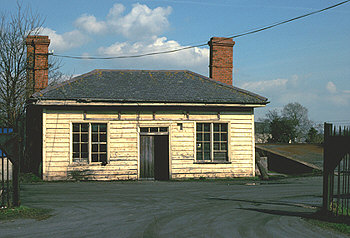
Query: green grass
[[306, 218, 350, 235], [19, 173, 42, 183], [0, 206, 52, 221]]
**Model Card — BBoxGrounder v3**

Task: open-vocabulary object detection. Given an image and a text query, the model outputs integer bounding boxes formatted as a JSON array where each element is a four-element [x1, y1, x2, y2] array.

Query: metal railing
[[0, 127, 13, 208], [323, 123, 350, 216]]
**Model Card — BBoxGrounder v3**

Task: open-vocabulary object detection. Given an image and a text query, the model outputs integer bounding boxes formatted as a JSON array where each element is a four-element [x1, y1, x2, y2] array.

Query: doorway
[[140, 127, 169, 180]]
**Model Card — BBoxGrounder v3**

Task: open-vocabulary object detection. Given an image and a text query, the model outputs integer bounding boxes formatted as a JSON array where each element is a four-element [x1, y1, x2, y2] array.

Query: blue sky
[[4, 0, 350, 124]]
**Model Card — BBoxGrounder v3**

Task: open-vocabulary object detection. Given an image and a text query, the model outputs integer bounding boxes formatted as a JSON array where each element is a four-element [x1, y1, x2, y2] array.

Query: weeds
[[0, 206, 52, 221]]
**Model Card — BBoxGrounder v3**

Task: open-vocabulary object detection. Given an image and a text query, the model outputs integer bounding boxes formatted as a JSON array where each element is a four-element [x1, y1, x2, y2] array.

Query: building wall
[[43, 109, 255, 180]]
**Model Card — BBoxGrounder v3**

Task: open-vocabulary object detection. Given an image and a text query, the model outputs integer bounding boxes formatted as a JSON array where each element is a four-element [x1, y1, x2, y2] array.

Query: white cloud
[[74, 3, 172, 39], [240, 78, 288, 92], [107, 3, 125, 19], [38, 27, 89, 52], [97, 37, 208, 72], [326, 81, 337, 94], [325, 81, 350, 106], [107, 3, 172, 39], [74, 14, 107, 34]]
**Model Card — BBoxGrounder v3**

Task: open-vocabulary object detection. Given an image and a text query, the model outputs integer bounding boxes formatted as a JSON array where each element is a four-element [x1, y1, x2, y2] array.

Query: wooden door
[[140, 135, 169, 180], [140, 136, 154, 179]]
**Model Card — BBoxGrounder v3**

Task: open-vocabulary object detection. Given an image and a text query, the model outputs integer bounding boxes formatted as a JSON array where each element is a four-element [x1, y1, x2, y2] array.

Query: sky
[[3, 0, 350, 125]]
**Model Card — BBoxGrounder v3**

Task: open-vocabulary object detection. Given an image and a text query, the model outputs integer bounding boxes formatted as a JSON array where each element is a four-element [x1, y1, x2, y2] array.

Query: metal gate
[[323, 123, 350, 216], [0, 127, 13, 208]]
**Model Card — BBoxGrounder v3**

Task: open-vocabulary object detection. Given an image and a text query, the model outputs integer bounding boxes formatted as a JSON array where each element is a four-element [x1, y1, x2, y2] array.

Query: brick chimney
[[208, 37, 235, 86], [25, 35, 50, 98]]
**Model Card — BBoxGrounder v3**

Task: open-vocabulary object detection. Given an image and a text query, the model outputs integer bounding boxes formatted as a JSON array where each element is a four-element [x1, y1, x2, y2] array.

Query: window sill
[[69, 162, 109, 167], [193, 161, 231, 164]]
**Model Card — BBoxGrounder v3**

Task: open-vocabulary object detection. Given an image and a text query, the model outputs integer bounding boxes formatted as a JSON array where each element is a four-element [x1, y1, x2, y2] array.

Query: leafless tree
[[0, 2, 61, 128]]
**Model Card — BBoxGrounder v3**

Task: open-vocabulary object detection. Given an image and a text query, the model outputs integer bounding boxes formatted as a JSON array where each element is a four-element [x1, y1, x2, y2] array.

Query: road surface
[[0, 176, 347, 237]]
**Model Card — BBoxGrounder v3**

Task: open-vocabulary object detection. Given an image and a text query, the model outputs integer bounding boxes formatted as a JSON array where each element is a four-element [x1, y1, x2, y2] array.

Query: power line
[[52, 0, 350, 60]]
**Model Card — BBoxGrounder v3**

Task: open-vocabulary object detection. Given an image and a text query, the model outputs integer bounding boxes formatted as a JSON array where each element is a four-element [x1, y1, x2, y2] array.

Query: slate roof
[[32, 70, 268, 105]]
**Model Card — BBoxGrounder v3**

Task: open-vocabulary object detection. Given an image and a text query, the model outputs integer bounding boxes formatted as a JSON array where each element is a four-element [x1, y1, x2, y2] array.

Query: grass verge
[[306, 218, 350, 235], [19, 173, 42, 183], [0, 206, 52, 221], [304, 210, 350, 235]]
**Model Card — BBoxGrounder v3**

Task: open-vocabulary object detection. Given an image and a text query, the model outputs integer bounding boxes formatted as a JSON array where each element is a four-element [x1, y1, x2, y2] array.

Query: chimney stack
[[208, 37, 235, 86], [25, 35, 50, 98]]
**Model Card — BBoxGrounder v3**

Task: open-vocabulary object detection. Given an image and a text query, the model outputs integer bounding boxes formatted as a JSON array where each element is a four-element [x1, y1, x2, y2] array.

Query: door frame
[[138, 126, 171, 180]]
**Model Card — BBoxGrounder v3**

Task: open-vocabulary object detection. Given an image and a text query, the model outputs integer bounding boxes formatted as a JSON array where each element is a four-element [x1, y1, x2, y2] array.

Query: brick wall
[[26, 35, 50, 98], [208, 37, 235, 86]]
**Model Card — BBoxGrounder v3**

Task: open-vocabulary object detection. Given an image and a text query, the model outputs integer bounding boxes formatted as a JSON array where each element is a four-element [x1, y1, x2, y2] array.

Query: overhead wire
[[52, 0, 350, 60]]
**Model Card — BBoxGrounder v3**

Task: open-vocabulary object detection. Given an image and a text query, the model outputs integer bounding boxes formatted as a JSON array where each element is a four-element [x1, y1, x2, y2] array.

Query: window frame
[[195, 122, 230, 163], [71, 122, 109, 165]]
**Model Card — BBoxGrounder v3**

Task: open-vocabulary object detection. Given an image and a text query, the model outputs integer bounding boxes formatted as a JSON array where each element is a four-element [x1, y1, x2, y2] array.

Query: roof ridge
[[92, 69, 188, 72]]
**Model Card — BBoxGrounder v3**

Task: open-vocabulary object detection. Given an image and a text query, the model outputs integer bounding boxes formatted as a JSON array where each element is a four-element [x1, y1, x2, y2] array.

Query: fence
[[323, 123, 350, 216], [0, 127, 13, 208]]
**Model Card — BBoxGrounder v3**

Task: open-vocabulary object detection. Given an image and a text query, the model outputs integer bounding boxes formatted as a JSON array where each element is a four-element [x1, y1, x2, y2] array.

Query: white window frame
[[71, 122, 108, 164], [195, 122, 229, 162]]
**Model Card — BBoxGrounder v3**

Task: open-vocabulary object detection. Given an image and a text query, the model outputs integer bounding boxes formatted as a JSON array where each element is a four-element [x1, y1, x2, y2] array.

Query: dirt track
[[0, 176, 347, 237]]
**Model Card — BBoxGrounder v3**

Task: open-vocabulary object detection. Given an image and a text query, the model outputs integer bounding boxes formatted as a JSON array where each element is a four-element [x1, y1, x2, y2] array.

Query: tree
[[282, 102, 312, 142], [261, 102, 312, 143], [0, 2, 61, 128], [269, 116, 297, 143], [306, 127, 323, 143]]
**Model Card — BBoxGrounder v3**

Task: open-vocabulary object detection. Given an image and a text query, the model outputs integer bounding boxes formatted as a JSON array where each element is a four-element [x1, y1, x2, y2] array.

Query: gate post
[[323, 123, 332, 211]]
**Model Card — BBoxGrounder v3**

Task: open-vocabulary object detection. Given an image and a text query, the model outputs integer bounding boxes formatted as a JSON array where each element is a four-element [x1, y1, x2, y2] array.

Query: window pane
[[196, 123, 203, 131], [221, 123, 228, 132], [81, 143, 88, 152], [197, 142, 202, 151], [214, 124, 220, 132], [100, 144, 107, 152], [214, 152, 227, 161], [92, 124, 98, 132], [81, 153, 88, 159], [221, 133, 227, 141], [214, 133, 220, 141], [81, 133, 88, 142], [73, 143, 80, 153], [221, 143, 227, 151], [196, 133, 203, 141], [99, 124, 107, 132], [204, 152, 210, 160], [214, 142, 220, 150], [159, 127, 168, 132], [100, 154, 107, 163], [196, 152, 203, 160], [73, 134, 80, 142], [73, 152, 80, 158], [92, 144, 98, 152], [81, 124, 89, 132], [204, 142, 210, 152], [204, 133, 210, 141], [150, 127, 158, 132], [140, 127, 148, 132], [100, 133, 107, 142], [92, 133, 98, 142], [204, 123, 210, 132], [73, 124, 80, 132], [92, 154, 98, 162]]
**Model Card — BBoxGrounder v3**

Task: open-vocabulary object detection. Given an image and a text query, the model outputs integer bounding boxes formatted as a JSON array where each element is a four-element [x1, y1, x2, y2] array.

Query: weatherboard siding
[[42, 109, 255, 181]]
